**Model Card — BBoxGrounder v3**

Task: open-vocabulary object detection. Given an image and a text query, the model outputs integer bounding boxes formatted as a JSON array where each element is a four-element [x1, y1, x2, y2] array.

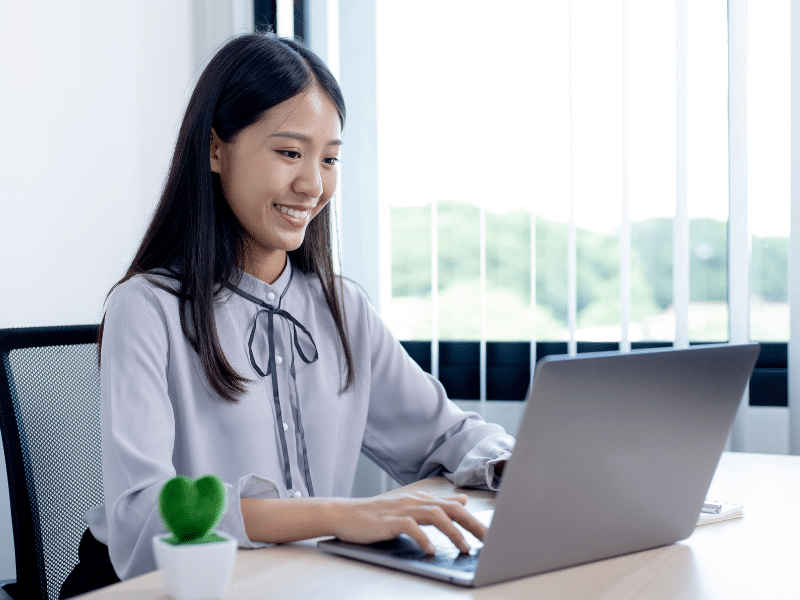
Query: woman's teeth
[[276, 204, 309, 218]]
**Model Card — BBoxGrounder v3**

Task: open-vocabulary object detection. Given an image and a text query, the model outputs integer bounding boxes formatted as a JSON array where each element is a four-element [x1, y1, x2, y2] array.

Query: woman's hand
[[326, 492, 486, 554], [242, 491, 486, 554]]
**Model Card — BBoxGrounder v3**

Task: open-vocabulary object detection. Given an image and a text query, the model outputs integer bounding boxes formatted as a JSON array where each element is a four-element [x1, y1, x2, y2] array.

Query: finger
[[394, 516, 436, 554], [406, 506, 471, 554], [434, 500, 487, 541], [387, 494, 485, 545], [404, 494, 486, 541], [412, 492, 468, 505], [444, 494, 469, 505]]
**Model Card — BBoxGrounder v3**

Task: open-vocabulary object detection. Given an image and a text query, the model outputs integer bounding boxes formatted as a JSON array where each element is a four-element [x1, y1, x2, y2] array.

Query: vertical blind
[[728, 0, 750, 450], [790, 0, 800, 455], [298, 0, 800, 455]]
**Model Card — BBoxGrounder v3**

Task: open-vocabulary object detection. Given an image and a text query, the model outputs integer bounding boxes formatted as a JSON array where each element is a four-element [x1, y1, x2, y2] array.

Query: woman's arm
[[241, 491, 486, 554], [352, 289, 515, 489]]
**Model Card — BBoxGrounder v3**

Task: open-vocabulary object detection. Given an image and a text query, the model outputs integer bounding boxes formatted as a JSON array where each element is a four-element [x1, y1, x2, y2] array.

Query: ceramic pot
[[152, 531, 237, 600]]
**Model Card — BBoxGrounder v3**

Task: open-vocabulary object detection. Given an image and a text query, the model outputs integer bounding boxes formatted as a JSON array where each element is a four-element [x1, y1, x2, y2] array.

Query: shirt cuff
[[218, 473, 281, 548], [485, 452, 513, 491], [444, 431, 515, 489]]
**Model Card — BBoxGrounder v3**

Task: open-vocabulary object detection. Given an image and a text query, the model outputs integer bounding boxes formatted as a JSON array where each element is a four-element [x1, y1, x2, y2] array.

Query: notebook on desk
[[318, 343, 761, 587]]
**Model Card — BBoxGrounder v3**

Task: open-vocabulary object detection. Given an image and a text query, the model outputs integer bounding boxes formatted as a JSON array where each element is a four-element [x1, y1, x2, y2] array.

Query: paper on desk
[[696, 501, 744, 527]]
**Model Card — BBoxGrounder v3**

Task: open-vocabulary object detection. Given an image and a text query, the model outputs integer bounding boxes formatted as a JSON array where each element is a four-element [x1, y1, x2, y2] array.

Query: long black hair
[[98, 31, 354, 402]]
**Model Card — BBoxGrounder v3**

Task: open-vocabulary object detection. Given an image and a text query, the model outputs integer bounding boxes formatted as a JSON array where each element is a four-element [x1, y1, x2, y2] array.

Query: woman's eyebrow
[[268, 131, 342, 146]]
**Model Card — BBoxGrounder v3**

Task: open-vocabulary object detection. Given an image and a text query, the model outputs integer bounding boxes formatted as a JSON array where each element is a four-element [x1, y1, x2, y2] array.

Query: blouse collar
[[228, 256, 294, 303]]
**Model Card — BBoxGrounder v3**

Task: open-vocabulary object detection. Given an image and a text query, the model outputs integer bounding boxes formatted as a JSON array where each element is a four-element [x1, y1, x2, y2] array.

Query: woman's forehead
[[255, 87, 341, 136]]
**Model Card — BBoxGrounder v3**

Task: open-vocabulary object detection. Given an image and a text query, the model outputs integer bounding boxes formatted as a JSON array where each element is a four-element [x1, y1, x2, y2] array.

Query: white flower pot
[[152, 531, 237, 600]]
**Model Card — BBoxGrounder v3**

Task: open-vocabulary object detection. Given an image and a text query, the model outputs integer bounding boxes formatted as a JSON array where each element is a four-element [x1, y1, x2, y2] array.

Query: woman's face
[[210, 84, 342, 282]]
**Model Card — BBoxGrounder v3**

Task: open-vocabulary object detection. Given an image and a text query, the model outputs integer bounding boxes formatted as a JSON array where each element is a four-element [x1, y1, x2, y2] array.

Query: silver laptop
[[318, 343, 761, 587]]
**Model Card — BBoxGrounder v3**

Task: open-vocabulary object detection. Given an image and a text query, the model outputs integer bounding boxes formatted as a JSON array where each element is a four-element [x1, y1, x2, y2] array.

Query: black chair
[[0, 325, 103, 600]]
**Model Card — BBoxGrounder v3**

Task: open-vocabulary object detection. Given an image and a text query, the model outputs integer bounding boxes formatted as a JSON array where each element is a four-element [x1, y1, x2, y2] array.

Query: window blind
[[728, 0, 750, 451], [790, 0, 800, 455], [302, 0, 799, 455]]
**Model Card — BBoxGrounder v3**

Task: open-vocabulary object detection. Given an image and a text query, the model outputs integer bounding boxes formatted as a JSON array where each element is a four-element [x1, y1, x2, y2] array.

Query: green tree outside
[[389, 201, 787, 341]]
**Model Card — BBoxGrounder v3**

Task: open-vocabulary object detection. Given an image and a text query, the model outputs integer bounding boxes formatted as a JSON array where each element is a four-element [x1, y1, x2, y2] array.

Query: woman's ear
[[209, 128, 222, 174]]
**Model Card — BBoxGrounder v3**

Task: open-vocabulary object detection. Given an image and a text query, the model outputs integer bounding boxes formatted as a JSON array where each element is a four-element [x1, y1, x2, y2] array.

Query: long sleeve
[[92, 278, 281, 580], [356, 289, 515, 489]]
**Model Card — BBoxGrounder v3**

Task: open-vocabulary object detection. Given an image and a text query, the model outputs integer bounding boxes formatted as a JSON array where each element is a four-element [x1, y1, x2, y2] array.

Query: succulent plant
[[158, 474, 228, 545]]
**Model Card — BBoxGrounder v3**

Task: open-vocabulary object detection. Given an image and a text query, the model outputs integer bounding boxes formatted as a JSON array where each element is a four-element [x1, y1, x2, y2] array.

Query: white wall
[[0, 0, 198, 583], [0, 1, 195, 329]]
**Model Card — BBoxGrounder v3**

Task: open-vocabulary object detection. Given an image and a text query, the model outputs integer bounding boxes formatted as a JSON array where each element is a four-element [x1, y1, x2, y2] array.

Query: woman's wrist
[[241, 496, 344, 543]]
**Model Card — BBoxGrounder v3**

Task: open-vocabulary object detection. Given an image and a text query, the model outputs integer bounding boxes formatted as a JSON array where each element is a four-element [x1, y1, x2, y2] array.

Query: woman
[[60, 31, 514, 598]]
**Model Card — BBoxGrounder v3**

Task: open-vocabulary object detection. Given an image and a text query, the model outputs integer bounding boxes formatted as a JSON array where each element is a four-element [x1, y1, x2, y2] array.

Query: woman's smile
[[274, 202, 313, 227]]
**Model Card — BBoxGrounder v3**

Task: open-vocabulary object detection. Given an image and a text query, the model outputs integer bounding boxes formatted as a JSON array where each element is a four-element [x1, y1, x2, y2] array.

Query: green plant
[[158, 475, 228, 545]]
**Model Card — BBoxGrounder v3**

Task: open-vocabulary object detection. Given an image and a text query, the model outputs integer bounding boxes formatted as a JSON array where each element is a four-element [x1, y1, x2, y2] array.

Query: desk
[[76, 452, 800, 599]]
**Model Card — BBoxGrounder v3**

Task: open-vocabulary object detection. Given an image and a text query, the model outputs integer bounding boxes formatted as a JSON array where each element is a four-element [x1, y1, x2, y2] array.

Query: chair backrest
[[0, 325, 103, 600]]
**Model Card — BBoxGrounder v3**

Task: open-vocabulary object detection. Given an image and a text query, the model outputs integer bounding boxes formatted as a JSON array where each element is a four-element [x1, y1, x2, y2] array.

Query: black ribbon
[[223, 263, 317, 497]]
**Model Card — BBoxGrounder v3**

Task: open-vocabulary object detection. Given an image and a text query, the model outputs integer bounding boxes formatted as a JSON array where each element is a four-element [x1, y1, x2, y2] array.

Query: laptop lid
[[319, 343, 760, 587], [473, 342, 760, 586]]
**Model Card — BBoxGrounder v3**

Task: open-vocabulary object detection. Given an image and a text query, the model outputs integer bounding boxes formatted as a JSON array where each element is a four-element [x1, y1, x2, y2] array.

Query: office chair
[[0, 325, 103, 600]]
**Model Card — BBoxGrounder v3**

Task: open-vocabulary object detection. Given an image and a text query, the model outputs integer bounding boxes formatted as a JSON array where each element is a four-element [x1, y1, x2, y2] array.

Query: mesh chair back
[[0, 325, 103, 600]]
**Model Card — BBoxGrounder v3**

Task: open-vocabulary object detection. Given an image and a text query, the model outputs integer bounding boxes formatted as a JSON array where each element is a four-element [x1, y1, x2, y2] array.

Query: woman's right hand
[[325, 491, 486, 554]]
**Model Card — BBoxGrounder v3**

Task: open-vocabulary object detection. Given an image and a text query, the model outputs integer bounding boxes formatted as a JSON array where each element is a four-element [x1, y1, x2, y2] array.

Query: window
[[374, 0, 789, 408]]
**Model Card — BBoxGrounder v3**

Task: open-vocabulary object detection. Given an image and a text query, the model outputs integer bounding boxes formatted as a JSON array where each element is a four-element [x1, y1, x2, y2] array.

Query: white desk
[[76, 452, 800, 599]]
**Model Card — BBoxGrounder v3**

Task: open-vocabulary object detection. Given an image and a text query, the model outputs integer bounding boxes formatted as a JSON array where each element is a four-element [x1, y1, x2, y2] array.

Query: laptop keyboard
[[391, 547, 481, 572]]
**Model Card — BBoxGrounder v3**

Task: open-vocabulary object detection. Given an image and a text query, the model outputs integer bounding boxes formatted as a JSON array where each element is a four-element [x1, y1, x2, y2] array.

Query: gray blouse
[[84, 259, 515, 580]]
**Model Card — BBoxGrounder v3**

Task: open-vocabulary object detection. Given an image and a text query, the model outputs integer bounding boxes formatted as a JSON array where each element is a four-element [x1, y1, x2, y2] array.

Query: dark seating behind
[[0, 325, 102, 600]]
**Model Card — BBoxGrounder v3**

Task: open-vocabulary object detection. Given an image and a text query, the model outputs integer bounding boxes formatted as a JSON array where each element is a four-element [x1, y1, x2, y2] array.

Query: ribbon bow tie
[[223, 264, 317, 496]]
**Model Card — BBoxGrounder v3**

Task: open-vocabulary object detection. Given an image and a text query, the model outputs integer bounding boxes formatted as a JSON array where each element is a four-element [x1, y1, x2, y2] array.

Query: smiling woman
[[58, 31, 514, 599], [209, 85, 342, 284]]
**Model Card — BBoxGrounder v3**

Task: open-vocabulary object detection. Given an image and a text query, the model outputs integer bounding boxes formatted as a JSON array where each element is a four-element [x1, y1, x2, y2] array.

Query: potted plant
[[152, 474, 237, 600]]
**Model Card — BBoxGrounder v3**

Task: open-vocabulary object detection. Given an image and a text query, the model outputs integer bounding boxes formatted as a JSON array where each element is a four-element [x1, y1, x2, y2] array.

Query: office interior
[[1, 0, 799, 588]]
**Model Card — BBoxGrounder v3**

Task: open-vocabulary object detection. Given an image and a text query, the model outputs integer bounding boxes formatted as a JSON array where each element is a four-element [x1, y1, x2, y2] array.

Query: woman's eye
[[278, 150, 338, 165]]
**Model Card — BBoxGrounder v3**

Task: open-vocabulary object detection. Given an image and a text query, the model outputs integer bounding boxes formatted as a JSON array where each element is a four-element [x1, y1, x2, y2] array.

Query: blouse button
[[293, 490, 302, 498], [266, 292, 276, 301], [283, 422, 289, 432], [275, 355, 283, 365]]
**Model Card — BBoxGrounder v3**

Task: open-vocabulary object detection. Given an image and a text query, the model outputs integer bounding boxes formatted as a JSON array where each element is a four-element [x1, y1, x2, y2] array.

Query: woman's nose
[[293, 160, 323, 199]]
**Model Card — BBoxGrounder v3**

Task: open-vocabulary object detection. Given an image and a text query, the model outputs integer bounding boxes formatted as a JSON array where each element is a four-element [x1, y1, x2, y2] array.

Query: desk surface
[[76, 452, 800, 600]]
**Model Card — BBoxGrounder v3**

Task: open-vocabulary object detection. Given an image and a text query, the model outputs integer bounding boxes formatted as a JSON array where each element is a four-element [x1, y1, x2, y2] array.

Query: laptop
[[318, 342, 761, 587]]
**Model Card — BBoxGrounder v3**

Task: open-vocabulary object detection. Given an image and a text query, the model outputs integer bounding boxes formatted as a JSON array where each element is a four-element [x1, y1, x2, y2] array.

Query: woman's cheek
[[323, 172, 338, 200]]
